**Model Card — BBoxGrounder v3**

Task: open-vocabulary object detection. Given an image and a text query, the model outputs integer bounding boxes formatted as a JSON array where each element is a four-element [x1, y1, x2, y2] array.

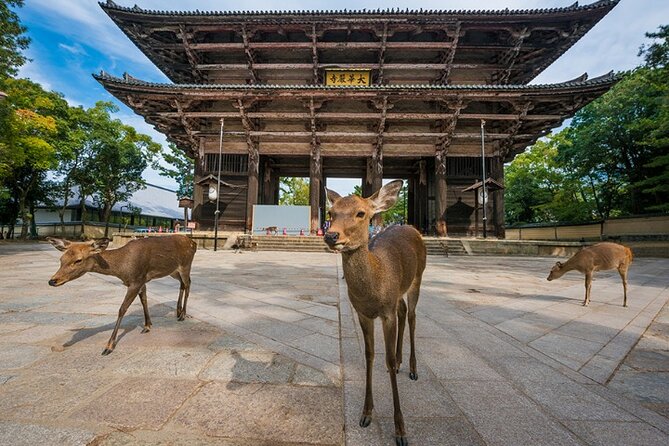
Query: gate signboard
[[325, 69, 371, 86]]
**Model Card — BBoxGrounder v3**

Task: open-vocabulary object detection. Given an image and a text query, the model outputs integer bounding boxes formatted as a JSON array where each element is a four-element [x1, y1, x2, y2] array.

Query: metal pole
[[481, 119, 487, 239], [214, 118, 224, 251]]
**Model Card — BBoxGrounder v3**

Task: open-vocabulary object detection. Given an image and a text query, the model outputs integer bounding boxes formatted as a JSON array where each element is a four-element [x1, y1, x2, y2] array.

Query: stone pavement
[[0, 241, 667, 445]]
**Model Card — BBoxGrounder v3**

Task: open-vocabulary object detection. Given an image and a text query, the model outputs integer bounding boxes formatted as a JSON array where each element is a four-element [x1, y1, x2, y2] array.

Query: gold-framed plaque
[[324, 69, 371, 86]]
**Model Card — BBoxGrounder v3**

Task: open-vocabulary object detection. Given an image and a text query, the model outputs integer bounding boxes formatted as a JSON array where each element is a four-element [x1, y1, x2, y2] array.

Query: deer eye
[[74, 259, 83, 265], [356, 211, 365, 218]]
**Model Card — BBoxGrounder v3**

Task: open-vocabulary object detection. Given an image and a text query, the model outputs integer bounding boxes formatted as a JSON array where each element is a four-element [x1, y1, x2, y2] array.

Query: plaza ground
[[0, 242, 667, 445]]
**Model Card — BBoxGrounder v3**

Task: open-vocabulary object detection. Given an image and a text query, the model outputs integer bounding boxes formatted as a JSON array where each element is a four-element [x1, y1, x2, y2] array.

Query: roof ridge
[[99, 0, 620, 17], [93, 70, 621, 90]]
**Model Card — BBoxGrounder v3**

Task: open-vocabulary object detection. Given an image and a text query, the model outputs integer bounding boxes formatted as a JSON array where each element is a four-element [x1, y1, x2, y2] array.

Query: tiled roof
[[100, 0, 619, 18], [94, 70, 620, 92]]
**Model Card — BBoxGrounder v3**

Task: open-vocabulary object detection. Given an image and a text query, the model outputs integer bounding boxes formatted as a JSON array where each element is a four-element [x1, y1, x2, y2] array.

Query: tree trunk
[[29, 201, 38, 239], [103, 202, 113, 238], [58, 180, 71, 235], [80, 195, 87, 238]]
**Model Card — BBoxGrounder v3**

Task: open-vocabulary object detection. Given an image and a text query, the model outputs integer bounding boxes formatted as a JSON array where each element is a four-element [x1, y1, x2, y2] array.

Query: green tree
[[0, 78, 67, 238], [0, 0, 30, 79], [279, 177, 309, 205], [152, 142, 194, 199], [82, 103, 160, 237]]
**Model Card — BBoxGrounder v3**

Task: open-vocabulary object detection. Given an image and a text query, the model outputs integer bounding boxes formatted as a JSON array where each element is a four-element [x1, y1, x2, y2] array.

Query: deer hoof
[[178, 315, 186, 321], [141, 327, 151, 334], [359, 414, 372, 428], [395, 435, 409, 446], [409, 372, 418, 381], [101, 348, 114, 356]]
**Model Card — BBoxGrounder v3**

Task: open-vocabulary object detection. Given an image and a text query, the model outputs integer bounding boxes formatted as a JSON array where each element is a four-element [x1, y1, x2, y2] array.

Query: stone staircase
[[422, 237, 469, 256], [245, 235, 469, 255], [251, 235, 331, 252]]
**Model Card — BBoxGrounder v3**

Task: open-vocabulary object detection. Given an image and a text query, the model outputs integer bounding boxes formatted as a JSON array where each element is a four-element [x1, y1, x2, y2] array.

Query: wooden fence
[[506, 215, 669, 241]]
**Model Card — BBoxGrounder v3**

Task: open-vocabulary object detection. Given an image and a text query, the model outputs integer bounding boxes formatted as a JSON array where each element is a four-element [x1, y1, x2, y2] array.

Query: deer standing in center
[[324, 180, 426, 446], [547, 241, 633, 307], [47, 235, 197, 355]]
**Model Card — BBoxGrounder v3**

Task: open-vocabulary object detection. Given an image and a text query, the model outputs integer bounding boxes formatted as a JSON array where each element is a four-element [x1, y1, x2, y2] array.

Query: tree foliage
[[0, 0, 30, 79], [152, 142, 194, 199], [279, 177, 309, 205], [505, 25, 669, 224]]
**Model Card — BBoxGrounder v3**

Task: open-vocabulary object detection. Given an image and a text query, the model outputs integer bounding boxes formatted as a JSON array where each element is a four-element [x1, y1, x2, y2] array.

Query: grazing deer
[[324, 180, 426, 446], [547, 242, 633, 307], [47, 235, 197, 355]]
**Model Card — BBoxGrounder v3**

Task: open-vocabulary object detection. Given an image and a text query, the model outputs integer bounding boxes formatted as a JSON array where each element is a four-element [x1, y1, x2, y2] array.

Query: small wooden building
[[96, 0, 620, 237]]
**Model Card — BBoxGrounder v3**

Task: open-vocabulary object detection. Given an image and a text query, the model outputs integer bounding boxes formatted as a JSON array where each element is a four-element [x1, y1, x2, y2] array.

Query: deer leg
[[618, 266, 629, 307], [584, 272, 593, 306], [103, 285, 140, 355], [179, 271, 192, 321], [139, 285, 152, 333], [358, 314, 375, 428], [396, 299, 407, 374], [173, 273, 185, 320], [382, 314, 407, 446], [407, 279, 421, 381]]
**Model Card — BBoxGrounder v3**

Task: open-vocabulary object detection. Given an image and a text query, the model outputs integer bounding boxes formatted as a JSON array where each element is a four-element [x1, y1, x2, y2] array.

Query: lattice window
[[204, 154, 248, 174], [446, 157, 492, 177]]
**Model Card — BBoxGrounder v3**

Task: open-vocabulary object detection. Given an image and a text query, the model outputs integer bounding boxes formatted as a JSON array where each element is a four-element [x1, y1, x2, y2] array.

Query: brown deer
[[547, 242, 633, 307], [324, 180, 426, 446], [47, 235, 197, 355]]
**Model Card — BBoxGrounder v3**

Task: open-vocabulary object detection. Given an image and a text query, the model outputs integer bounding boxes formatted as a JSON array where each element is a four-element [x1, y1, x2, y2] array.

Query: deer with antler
[[47, 235, 197, 355], [324, 180, 426, 446], [547, 241, 633, 307]]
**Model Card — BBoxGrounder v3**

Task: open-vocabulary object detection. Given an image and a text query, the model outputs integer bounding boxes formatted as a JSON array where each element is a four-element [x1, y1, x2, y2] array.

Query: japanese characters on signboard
[[324, 69, 371, 86]]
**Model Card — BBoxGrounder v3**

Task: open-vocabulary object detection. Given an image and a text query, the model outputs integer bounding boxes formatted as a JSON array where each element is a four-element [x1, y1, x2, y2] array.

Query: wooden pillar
[[407, 177, 415, 226], [435, 152, 448, 237], [262, 159, 273, 205], [246, 147, 259, 233], [309, 148, 322, 234], [491, 155, 505, 238], [417, 160, 428, 234], [366, 156, 383, 225]]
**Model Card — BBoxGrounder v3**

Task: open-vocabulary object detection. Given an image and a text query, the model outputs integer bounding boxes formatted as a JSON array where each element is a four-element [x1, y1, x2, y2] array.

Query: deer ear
[[368, 180, 403, 214], [90, 238, 110, 253], [324, 187, 342, 208], [47, 237, 70, 252], [556, 261, 563, 267]]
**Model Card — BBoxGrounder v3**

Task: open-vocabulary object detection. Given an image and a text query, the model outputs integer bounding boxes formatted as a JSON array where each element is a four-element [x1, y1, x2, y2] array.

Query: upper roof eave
[[93, 70, 620, 94], [99, 0, 620, 20]]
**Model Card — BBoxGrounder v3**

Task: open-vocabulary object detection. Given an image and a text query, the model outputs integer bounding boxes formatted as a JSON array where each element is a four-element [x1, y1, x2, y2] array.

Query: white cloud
[[58, 43, 87, 55]]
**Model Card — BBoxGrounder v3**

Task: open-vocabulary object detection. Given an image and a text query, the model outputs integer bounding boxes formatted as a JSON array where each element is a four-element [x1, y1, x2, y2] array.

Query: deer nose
[[48, 279, 57, 287], [324, 232, 339, 245]]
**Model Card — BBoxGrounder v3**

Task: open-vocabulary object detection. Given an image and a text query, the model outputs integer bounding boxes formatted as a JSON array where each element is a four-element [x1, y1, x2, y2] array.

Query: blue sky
[[15, 0, 669, 194]]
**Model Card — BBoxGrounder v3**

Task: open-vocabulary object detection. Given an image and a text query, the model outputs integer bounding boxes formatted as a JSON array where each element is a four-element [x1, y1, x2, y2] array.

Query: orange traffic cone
[[317, 228, 323, 236]]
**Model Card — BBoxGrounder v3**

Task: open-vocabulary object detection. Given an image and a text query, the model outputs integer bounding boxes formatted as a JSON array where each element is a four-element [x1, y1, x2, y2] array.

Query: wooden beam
[[499, 101, 533, 157], [435, 21, 461, 84], [154, 110, 563, 121], [178, 25, 203, 81], [491, 27, 530, 84], [154, 41, 458, 51], [173, 99, 200, 152], [376, 23, 388, 85], [241, 25, 259, 83], [195, 62, 491, 71]]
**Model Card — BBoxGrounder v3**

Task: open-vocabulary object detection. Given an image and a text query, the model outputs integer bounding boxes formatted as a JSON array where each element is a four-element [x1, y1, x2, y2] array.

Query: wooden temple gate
[[96, 0, 620, 237]]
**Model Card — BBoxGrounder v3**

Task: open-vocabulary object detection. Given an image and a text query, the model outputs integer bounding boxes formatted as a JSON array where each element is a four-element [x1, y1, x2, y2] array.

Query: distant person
[[174, 221, 181, 233]]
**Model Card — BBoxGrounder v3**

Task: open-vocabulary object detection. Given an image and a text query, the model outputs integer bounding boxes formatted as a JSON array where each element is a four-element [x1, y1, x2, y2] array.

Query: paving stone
[[564, 420, 669, 446], [420, 340, 505, 381], [0, 421, 96, 446], [172, 382, 342, 445], [250, 305, 311, 323], [294, 315, 340, 338], [200, 351, 294, 383], [292, 364, 335, 387], [113, 348, 214, 378], [608, 371, 669, 405], [70, 377, 199, 430], [297, 304, 340, 322], [0, 324, 74, 344], [244, 317, 315, 342], [518, 380, 637, 422], [0, 311, 93, 325], [98, 430, 274, 446], [286, 332, 340, 364], [208, 333, 260, 352], [0, 343, 50, 370], [0, 372, 116, 420], [529, 332, 605, 369], [0, 323, 34, 335], [31, 344, 134, 376], [624, 349, 669, 371], [377, 417, 485, 446]]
